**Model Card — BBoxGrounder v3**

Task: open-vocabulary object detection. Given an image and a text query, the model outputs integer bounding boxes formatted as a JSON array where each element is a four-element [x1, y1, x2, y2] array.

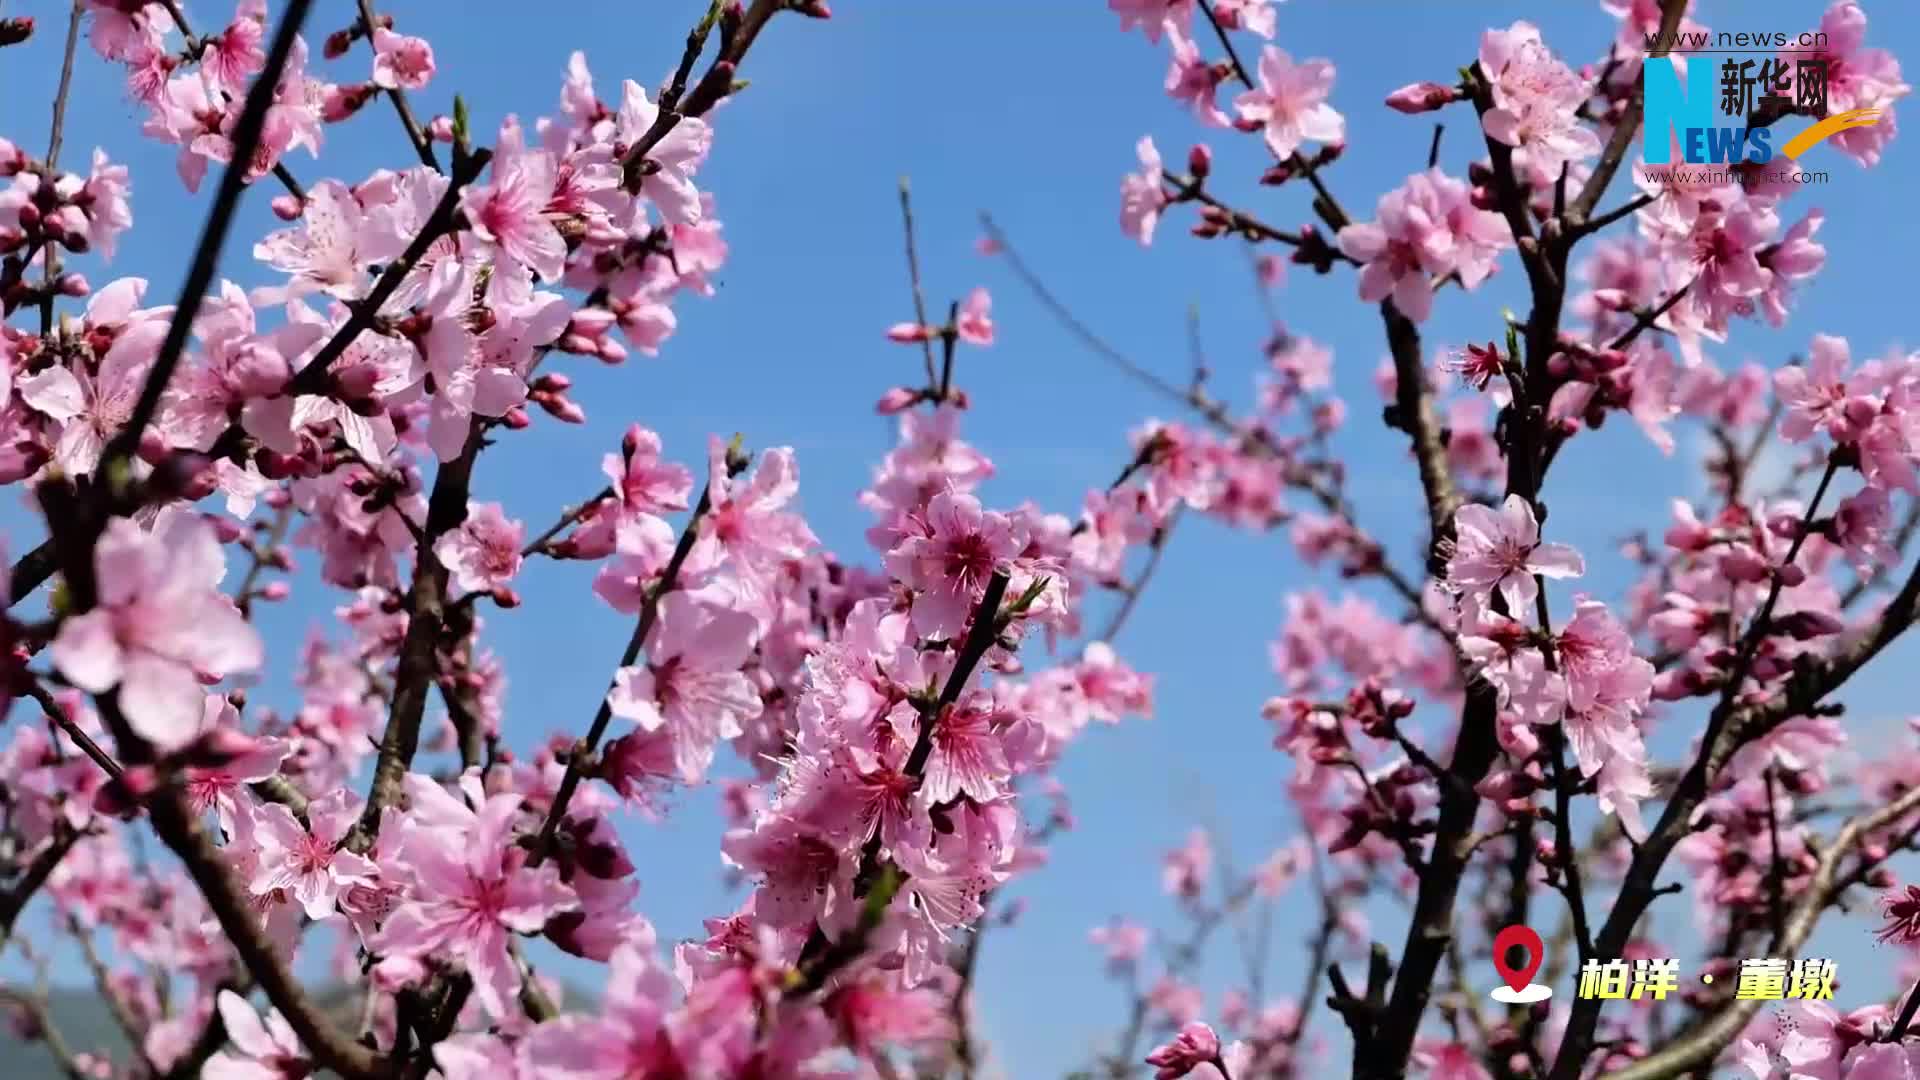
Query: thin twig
[[529, 481, 718, 861], [897, 177, 938, 388]]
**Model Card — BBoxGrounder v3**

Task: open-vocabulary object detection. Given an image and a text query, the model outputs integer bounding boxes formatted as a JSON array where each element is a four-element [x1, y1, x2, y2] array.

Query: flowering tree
[[0, 0, 1913, 1079]]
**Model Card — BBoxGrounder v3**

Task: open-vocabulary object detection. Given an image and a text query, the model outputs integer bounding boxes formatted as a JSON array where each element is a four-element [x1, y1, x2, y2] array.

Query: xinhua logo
[[1642, 54, 1881, 166]]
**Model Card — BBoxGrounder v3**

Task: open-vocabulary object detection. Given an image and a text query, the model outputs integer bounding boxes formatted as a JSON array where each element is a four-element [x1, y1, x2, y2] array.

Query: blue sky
[[3, 1, 1918, 1076]]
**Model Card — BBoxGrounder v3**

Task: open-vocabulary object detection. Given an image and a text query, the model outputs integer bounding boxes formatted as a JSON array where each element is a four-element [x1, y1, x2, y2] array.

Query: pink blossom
[[248, 790, 379, 920], [1775, 334, 1877, 445], [1162, 828, 1211, 900], [1089, 916, 1149, 971], [204, 990, 306, 1080], [51, 512, 264, 752], [1338, 169, 1509, 322], [435, 501, 526, 596], [885, 489, 1026, 639], [1445, 495, 1585, 612], [372, 787, 576, 1020], [461, 120, 566, 282], [1233, 46, 1345, 160], [371, 27, 435, 90], [1146, 1021, 1221, 1078], [1212, 0, 1274, 40], [606, 593, 763, 783], [19, 317, 162, 475], [956, 286, 994, 346], [252, 179, 368, 300], [1165, 27, 1227, 127], [1477, 22, 1599, 173], [614, 79, 711, 225], [1109, 0, 1192, 43], [1120, 136, 1167, 246]]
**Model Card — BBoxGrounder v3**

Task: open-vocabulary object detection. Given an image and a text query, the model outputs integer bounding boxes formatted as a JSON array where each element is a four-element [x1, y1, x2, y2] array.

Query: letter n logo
[[1643, 57, 1713, 164]]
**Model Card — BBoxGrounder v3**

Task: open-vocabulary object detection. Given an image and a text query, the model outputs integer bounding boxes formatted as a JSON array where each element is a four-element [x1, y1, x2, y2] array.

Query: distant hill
[[8, 981, 597, 1077]]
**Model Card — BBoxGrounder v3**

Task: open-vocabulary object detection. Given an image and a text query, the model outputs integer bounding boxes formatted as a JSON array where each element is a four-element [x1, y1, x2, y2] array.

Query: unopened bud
[[502, 406, 532, 429], [791, 0, 831, 17], [1385, 81, 1463, 114], [531, 372, 571, 394], [490, 586, 521, 608], [886, 322, 934, 344], [270, 193, 303, 220], [0, 17, 33, 48], [56, 273, 88, 297], [259, 580, 291, 602], [596, 338, 628, 364], [323, 28, 355, 59], [875, 387, 919, 414], [427, 115, 455, 142], [557, 333, 598, 354], [1187, 143, 1212, 180]]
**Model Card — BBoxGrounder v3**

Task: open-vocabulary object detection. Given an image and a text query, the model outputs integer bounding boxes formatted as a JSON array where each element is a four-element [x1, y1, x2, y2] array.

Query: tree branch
[[1596, 784, 1920, 1080]]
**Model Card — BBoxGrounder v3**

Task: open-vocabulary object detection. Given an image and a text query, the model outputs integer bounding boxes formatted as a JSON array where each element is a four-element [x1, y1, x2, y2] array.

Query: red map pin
[[1492, 924, 1544, 993]]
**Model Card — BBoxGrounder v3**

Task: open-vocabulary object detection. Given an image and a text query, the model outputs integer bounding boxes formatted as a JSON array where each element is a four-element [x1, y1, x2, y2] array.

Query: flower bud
[[270, 193, 303, 220], [0, 17, 33, 47], [885, 322, 933, 344], [428, 115, 455, 142], [502, 406, 531, 429], [55, 272, 88, 297], [1187, 143, 1212, 180], [597, 338, 629, 364], [1385, 81, 1462, 114], [490, 586, 521, 608], [875, 387, 919, 414]]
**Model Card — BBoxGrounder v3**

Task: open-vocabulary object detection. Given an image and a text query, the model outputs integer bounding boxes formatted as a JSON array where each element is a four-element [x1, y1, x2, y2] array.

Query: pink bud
[[427, 115, 455, 142], [260, 581, 291, 602], [1385, 80, 1463, 114], [491, 586, 521, 608], [557, 333, 598, 354], [550, 399, 587, 424], [793, 0, 831, 16], [1187, 143, 1212, 180], [568, 308, 617, 336], [885, 322, 933, 344], [270, 194, 303, 220], [331, 363, 381, 401], [502, 406, 531, 429], [56, 273, 88, 297], [323, 28, 355, 59], [1775, 562, 1807, 587], [533, 372, 572, 393], [597, 338, 628, 364], [875, 387, 919, 414]]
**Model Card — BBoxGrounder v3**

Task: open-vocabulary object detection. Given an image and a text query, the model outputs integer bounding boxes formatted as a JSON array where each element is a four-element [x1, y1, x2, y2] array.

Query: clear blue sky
[[3, 2, 1917, 1076]]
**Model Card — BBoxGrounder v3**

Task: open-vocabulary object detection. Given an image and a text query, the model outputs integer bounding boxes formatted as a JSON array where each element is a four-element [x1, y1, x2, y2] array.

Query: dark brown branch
[[26, 680, 124, 781], [0, 830, 78, 942], [1607, 277, 1695, 351], [7, 539, 57, 608], [520, 486, 613, 557], [1568, 0, 1690, 225], [36, 1, 84, 337], [347, 423, 483, 850], [897, 177, 939, 387]]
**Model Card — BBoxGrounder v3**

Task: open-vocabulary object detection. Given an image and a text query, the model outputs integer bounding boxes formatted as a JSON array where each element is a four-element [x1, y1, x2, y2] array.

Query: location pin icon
[[1493, 924, 1545, 992]]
